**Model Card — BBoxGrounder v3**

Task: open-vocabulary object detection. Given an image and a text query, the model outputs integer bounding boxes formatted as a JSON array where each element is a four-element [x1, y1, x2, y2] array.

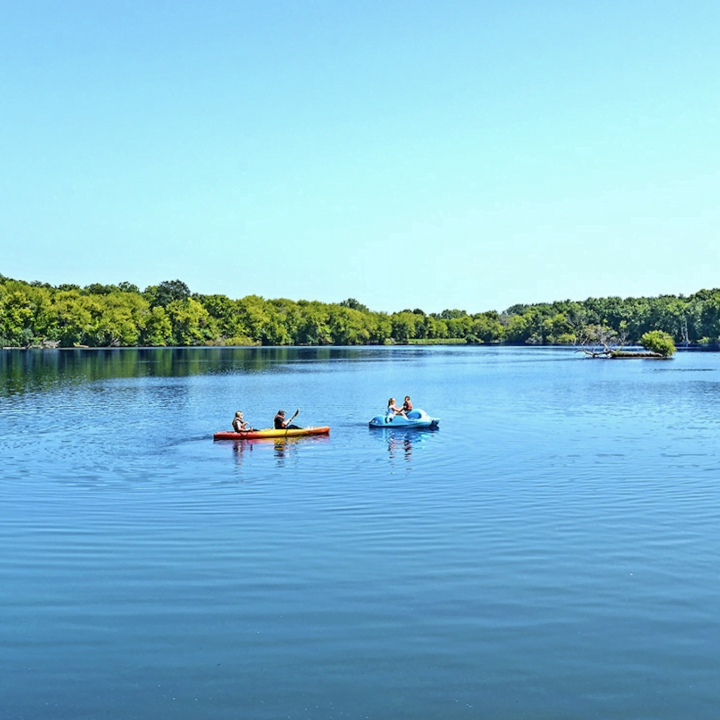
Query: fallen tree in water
[[573, 324, 675, 359], [606, 350, 667, 359], [573, 323, 626, 358]]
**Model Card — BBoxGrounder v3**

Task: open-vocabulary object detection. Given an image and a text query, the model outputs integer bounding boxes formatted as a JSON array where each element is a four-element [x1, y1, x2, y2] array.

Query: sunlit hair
[[388, 398, 395, 406]]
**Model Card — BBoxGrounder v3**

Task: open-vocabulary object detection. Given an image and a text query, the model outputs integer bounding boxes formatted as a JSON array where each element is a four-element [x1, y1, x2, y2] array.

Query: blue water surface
[[1, 346, 719, 719]]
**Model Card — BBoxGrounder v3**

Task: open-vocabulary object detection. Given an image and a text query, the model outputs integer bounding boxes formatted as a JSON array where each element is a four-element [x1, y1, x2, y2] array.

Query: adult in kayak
[[232, 411, 257, 433], [274, 409, 301, 430]]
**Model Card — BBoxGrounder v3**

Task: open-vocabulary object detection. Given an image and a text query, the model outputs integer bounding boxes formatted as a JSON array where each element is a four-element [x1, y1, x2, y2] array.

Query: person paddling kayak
[[274, 409, 300, 430]]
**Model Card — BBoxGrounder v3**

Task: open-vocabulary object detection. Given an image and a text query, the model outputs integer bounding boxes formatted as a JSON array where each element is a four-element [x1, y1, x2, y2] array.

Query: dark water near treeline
[[2, 346, 719, 720]]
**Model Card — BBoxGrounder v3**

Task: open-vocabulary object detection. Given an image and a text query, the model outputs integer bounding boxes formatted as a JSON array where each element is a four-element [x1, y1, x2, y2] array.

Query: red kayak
[[213, 426, 330, 441]]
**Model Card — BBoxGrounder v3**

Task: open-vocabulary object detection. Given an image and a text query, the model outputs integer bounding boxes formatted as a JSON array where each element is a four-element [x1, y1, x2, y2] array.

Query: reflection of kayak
[[368, 409, 439, 429], [213, 426, 330, 440]]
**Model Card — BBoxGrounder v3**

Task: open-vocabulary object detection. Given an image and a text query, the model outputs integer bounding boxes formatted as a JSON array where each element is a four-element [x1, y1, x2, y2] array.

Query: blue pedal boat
[[368, 408, 440, 429]]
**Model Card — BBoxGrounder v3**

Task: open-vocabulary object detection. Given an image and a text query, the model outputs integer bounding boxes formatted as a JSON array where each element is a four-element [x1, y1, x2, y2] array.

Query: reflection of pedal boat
[[368, 409, 439, 429], [213, 426, 330, 440]]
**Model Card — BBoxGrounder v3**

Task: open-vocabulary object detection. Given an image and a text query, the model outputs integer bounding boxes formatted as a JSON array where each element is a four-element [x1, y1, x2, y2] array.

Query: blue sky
[[1, 1, 718, 313]]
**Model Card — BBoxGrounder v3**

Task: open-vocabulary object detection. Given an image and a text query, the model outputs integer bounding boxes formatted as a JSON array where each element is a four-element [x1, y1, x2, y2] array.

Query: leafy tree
[[91, 293, 149, 346], [423, 315, 448, 339], [84, 283, 118, 295], [296, 301, 331, 345], [640, 330, 676, 357], [438, 308, 466, 320], [235, 295, 275, 345], [339, 298, 369, 313], [269, 299, 303, 344], [367, 312, 392, 344], [327, 305, 371, 344], [0, 283, 35, 345], [624, 298, 652, 340], [541, 313, 574, 344], [50, 290, 93, 346], [391, 311, 421, 343], [447, 315, 473, 339], [682, 297, 704, 344], [471, 312, 504, 343], [196, 294, 250, 342], [698, 292, 720, 341], [24, 284, 55, 341], [147, 280, 191, 308], [166, 297, 213, 345], [141, 306, 173, 346], [503, 312, 533, 344]]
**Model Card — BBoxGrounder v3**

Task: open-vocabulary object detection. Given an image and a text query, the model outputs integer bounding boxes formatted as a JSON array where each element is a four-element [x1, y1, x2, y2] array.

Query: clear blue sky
[[1, 1, 718, 313]]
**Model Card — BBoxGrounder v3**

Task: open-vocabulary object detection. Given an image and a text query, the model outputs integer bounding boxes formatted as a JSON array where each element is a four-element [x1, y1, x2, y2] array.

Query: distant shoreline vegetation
[[1, 274, 719, 350]]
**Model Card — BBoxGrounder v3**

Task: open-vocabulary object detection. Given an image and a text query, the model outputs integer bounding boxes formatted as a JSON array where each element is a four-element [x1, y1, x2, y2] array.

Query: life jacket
[[402, 400, 413, 412]]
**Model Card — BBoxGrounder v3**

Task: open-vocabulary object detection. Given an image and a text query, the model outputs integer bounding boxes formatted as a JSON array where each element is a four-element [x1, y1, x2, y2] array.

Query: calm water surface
[[1, 346, 719, 719]]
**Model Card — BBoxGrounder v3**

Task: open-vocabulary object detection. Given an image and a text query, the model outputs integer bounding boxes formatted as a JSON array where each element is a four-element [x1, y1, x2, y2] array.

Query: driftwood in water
[[608, 350, 665, 359], [580, 346, 670, 359], [580, 347, 665, 359]]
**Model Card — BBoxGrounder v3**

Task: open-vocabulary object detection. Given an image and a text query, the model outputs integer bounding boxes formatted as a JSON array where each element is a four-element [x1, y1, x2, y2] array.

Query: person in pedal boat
[[232, 411, 256, 432], [274, 409, 301, 429], [401, 396, 413, 414], [386, 398, 406, 418]]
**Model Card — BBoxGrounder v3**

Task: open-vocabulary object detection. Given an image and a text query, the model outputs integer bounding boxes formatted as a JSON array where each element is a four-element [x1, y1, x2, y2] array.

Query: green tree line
[[2, 273, 720, 348]]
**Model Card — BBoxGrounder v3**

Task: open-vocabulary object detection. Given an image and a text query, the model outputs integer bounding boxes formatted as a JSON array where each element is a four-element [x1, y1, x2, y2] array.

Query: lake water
[[1, 346, 719, 720]]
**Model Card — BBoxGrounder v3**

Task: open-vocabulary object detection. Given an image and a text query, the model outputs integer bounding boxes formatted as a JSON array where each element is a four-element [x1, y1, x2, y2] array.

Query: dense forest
[[1, 273, 719, 348]]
